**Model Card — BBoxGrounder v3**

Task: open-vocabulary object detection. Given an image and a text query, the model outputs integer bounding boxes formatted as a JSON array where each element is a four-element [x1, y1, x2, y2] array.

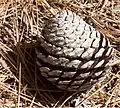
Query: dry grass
[[0, 0, 120, 107]]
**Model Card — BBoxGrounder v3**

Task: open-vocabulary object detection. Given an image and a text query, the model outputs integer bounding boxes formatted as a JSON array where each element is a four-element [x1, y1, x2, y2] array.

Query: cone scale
[[36, 10, 113, 92]]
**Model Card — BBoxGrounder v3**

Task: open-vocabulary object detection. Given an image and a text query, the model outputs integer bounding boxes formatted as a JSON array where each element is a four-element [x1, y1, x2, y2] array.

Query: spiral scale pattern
[[36, 10, 113, 92]]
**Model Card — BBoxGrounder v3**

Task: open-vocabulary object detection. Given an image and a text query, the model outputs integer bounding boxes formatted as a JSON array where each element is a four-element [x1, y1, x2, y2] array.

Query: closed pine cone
[[36, 10, 113, 93]]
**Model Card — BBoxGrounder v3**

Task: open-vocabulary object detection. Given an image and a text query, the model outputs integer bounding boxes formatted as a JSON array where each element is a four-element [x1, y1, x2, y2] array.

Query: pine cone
[[36, 10, 113, 92]]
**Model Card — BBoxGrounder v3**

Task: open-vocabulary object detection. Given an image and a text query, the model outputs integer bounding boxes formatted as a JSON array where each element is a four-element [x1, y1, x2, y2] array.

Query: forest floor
[[0, 0, 120, 107]]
